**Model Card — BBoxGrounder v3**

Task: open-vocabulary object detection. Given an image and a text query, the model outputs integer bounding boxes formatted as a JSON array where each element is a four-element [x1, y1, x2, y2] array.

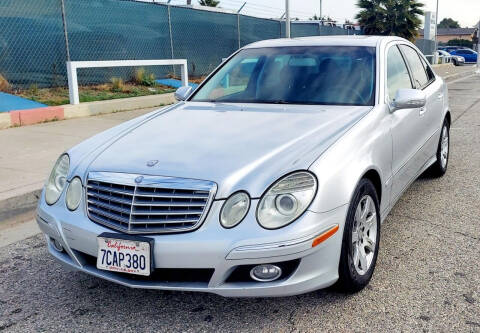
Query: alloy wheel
[[440, 124, 449, 169], [352, 195, 377, 276]]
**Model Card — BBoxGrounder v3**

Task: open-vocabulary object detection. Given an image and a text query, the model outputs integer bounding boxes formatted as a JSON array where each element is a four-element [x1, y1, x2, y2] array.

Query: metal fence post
[[236, 2, 245, 49], [285, 0, 290, 38], [476, 19, 480, 74], [60, 0, 71, 61], [167, 5, 176, 77], [237, 14, 241, 49]]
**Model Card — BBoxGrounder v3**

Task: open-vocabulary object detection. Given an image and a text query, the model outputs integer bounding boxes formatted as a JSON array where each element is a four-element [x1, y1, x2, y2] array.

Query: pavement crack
[[452, 98, 480, 124], [390, 213, 479, 241], [466, 321, 480, 328], [463, 292, 476, 304], [287, 308, 297, 333], [0, 321, 15, 331]]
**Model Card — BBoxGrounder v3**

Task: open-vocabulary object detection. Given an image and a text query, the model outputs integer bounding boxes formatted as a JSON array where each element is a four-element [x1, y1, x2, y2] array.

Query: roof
[[244, 35, 400, 49], [419, 28, 475, 36]]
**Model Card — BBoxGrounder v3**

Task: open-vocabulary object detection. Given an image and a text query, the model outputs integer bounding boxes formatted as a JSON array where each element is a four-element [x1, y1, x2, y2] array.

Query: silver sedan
[[36, 36, 450, 297]]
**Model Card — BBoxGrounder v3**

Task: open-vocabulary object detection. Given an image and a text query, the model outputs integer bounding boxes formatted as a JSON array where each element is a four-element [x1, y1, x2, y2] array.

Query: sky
[[212, 0, 480, 28]]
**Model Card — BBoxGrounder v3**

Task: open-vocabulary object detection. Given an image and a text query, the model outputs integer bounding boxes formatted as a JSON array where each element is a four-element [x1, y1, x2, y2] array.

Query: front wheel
[[336, 179, 380, 293]]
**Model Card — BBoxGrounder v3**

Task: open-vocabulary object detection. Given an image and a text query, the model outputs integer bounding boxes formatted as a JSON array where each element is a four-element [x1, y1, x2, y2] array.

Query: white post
[[66, 61, 79, 105], [66, 59, 188, 105], [181, 60, 188, 87], [285, 0, 290, 38], [319, 0, 322, 20]]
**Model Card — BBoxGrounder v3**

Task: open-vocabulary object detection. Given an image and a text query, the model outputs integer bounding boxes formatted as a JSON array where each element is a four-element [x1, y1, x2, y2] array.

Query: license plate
[[96, 234, 152, 276]]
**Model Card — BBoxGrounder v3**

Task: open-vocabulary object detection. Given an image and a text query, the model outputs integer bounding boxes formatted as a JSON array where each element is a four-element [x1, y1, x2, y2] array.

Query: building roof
[[419, 28, 475, 36]]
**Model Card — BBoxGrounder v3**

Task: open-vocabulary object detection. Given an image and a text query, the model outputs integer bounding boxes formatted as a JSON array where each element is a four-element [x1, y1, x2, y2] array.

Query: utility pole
[[237, 2, 246, 13], [476, 19, 480, 74], [285, 0, 290, 38], [319, 0, 322, 20]]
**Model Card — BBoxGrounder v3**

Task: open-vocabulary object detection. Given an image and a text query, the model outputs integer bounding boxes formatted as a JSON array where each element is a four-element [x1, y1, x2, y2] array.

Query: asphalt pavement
[[0, 73, 479, 332]]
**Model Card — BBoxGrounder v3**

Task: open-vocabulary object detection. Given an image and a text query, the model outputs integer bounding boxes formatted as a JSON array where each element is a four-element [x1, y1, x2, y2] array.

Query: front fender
[[308, 105, 392, 215]]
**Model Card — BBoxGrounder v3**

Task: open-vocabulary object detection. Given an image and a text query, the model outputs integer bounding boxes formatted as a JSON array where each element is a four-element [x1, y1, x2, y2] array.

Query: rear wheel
[[427, 118, 450, 177], [337, 179, 380, 293]]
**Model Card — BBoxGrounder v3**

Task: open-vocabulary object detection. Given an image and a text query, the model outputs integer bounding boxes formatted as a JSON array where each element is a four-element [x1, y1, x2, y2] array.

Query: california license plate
[[96, 233, 153, 276]]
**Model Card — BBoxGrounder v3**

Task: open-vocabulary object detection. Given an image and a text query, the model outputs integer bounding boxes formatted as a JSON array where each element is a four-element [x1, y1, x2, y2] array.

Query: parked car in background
[[449, 49, 478, 63], [436, 50, 452, 64], [437, 50, 465, 66], [450, 54, 465, 66], [36, 36, 450, 297], [438, 46, 463, 53]]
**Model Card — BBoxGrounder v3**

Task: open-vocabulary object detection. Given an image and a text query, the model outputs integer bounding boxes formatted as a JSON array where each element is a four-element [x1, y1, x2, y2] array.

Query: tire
[[336, 178, 380, 293], [452, 59, 457, 66], [427, 118, 450, 177]]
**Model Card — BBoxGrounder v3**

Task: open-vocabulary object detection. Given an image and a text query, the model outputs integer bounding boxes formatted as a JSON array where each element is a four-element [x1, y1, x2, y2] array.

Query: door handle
[[419, 107, 426, 116], [437, 93, 444, 99]]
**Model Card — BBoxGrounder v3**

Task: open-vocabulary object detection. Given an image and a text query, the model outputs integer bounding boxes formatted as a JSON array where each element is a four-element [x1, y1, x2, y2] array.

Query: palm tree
[[383, 0, 424, 41], [356, 0, 386, 35], [356, 0, 424, 41], [199, 0, 220, 7]]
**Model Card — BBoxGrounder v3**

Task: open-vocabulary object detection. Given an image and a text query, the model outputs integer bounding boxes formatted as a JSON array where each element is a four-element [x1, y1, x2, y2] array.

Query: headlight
[[45, 154, 70, 205], [66, 177, 83, 211], [257, 171, 317, 229], [220, 191, 250, 228]]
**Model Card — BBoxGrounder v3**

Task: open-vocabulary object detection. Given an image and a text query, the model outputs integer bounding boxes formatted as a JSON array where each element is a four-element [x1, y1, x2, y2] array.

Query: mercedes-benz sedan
[[37, 36, 450, 297]]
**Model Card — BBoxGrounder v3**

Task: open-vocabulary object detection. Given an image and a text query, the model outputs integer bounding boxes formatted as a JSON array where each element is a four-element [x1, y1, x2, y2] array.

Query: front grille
[[86, 173, 216, 234]]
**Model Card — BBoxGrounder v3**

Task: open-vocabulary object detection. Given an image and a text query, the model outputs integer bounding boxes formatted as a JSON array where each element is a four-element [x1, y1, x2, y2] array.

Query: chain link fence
[[415, 38, 436, 61], [0, 0, 362, 89]]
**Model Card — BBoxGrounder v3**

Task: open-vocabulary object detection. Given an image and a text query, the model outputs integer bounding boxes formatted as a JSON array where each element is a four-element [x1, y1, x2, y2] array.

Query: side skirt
[[380, 154, 437, 224]]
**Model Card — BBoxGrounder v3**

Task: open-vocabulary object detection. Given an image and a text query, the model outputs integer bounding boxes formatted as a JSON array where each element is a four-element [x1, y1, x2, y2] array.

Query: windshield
[[191, 46, 376, 106]]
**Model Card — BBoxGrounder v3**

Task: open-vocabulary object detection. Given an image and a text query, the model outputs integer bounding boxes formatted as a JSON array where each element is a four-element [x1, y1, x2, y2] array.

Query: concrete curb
[[10, 106, 64, 126], [0, 93, 175, 129], [0, 187, 42, 222], [63, 93, 175, 119]]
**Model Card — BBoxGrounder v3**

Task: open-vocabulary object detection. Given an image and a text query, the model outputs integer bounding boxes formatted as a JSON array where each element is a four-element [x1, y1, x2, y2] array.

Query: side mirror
[[390, 89, 426, 112], [174, 86, 193, 101]]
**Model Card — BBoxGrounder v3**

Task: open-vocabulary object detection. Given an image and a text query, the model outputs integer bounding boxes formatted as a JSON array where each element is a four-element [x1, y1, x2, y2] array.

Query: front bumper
[[37, 193, 348, 297]]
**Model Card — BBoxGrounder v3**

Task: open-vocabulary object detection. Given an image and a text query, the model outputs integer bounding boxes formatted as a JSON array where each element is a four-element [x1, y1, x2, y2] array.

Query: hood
[[82, 102, 371, 198]]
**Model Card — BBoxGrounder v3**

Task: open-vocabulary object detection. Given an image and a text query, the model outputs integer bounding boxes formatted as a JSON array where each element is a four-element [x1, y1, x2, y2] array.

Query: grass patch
[[15, 82, 175, 106], [0, 74, 11, 92]]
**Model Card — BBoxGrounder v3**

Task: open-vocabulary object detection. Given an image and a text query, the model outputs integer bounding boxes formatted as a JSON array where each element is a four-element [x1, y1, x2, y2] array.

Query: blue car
[[449, 49, 478, 63], [438, 46, 462, 53]]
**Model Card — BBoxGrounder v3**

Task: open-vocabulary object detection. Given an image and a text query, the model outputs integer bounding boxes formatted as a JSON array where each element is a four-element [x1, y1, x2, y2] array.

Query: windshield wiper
[[252, 100, 292, 104]]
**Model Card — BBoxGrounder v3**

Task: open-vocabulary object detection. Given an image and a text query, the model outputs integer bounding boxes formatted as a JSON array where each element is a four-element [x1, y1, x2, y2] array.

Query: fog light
[[51, 238, 64, 252], [250, 264, 282, 282]]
